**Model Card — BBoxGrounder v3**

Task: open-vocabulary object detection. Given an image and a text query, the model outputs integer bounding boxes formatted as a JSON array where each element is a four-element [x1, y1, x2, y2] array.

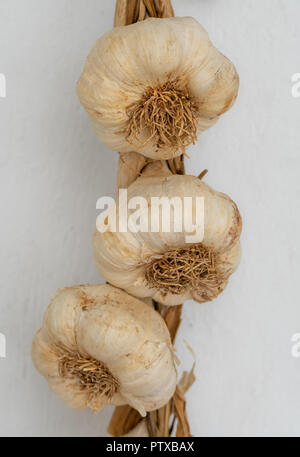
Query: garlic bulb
[[31, 284, 177, 417], [77, 17, 239, 160], [93, 165, 242, 306]]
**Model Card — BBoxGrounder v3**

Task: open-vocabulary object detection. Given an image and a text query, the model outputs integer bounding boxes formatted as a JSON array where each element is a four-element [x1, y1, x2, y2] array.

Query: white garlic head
[[93, 170, 242, 306], [31, 284, 177, 417], [77, 17, 239, 159]]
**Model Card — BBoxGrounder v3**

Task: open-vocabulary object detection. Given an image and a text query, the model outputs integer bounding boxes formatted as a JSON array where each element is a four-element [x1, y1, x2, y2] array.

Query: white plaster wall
[[0, 0, 299, 437]]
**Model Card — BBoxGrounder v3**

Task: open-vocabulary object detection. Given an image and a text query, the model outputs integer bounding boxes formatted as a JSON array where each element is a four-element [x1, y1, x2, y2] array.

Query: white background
[[0, 0, 299, 437]]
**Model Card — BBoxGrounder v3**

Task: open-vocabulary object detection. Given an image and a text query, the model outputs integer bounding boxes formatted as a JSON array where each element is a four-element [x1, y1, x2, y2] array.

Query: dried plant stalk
[[116, 151, 150, 191], [108, 0, 192, 437], [107, 405, 143, 437], [58, 349, 119, 412], [114, 0, 174, 26]]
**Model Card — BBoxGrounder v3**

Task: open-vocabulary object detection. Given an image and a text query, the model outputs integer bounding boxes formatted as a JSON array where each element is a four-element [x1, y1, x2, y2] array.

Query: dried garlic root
[[31, 284, 177, 417]]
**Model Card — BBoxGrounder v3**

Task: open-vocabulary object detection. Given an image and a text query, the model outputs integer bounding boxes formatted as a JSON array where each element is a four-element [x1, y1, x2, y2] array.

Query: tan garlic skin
[[77, 17, 239, 159], [93, 166, 242, 306], [31, 284, 177, 417], [122, 420, 149, 437]]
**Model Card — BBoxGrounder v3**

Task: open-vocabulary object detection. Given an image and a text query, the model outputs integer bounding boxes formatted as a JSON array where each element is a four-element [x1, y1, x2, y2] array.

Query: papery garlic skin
[[93, 171, 242, 306], [31, 285, 177, 417], [77, 17, 239, 159]]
